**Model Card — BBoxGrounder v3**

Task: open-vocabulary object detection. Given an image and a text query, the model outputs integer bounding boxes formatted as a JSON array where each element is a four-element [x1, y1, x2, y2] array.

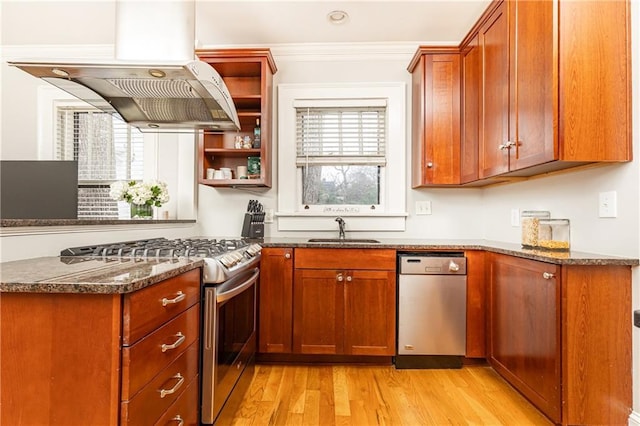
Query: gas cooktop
[[60, 237, 262, 284]]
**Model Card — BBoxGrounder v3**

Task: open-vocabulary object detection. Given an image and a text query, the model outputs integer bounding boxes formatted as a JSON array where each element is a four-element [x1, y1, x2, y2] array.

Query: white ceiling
[[195, 1, 492, 46], [2, 1, 492, 47]]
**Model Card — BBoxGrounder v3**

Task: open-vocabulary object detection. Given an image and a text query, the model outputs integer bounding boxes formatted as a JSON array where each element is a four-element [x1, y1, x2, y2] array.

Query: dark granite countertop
[[259, 237, 639, 266], [0, 256, 204, 294]]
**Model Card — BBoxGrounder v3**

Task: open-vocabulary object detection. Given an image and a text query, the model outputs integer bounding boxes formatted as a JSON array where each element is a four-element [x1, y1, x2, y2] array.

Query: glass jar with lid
[[521, 210, 550, 248], [537, 219, 570, 251]]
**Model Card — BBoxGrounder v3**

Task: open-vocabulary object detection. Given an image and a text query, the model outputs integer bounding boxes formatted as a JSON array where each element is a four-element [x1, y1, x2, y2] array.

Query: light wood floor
[[217, 364, 553, 426]]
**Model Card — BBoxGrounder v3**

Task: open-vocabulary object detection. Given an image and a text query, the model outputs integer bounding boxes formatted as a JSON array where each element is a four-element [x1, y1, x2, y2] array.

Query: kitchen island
[[0, 257, 203, 426]]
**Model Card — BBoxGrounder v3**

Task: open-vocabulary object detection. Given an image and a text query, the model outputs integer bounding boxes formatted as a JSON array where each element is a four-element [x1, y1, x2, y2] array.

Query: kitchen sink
[[307, 238, 381, 243]]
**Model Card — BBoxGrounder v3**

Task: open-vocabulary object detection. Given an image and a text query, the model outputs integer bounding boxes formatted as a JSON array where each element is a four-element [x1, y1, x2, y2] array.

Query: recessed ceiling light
[[327, 10, 349, 25]]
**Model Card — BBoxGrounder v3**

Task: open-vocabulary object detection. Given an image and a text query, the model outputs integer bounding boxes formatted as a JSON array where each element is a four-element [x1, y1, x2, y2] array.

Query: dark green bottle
[[253, 118, 261, 148]]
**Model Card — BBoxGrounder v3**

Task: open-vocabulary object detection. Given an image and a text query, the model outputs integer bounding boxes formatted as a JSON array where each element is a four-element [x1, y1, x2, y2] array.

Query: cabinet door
[[422, 54, 461, 185], [258, 248, 293, 353], [479, 1, 510, 178], [488, 253, 561, 423], [343, 270, 396, 356], [460, 34, 481, 184], [509, 0, 555, 171], [292, 269, 343, 354]]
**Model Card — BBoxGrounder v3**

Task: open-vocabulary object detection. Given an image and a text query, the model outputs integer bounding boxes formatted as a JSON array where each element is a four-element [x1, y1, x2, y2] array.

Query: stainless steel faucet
[[335, 217, 346, 239]]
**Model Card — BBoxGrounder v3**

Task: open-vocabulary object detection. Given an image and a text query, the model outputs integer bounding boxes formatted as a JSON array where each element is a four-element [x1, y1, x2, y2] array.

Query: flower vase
[[130, 203, 153, 219]]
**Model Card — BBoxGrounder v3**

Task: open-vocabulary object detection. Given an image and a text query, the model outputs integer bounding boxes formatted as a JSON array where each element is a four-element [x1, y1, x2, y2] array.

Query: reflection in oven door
[[201, 268, 258, 424]]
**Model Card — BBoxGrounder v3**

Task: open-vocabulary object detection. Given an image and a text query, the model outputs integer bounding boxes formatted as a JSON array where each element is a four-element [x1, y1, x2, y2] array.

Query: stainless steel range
[[60, 237, 261, 424]]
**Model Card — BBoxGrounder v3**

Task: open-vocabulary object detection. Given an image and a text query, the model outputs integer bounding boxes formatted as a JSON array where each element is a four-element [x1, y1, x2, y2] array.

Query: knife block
[[241, 212, 264, 238]]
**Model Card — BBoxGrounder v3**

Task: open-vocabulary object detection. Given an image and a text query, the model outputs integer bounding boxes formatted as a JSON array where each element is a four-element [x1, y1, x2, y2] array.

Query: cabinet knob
[[285, 252, 291, 259], [427, 162, 433, 168], [542, 272, 555, 279], [336, 273, 344, 282], [346, 275, 352, 282]]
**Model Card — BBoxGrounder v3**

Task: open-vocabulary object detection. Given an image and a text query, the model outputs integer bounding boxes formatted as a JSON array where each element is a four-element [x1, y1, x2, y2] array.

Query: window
[[278, 83, 407, 232], [56, 107, 144, 219], [296, 105, 386, 209]]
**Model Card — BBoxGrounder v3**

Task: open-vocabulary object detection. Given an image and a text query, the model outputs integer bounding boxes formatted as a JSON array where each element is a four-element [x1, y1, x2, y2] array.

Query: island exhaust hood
[[9, 1, 240, 132]]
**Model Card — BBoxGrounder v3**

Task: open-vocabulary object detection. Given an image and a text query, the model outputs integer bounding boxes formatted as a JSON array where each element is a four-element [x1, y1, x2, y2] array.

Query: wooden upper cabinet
[[508, 0, 555, 171], [478, 1, 510, 179], [408, 48, 461, 187], [196, 48, 277, 188], [477, 0, 630, 179], [460, 34, 481, 184]]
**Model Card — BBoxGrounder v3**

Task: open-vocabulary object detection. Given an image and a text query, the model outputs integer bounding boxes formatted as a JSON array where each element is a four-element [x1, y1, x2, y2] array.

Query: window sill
[[275, 212, 407, 232]]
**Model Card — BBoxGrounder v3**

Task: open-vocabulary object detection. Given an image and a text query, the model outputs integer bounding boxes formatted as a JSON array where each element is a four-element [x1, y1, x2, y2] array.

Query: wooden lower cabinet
[[258, 247, 294, 354], [292, 249, 396, 356], [488, 253, 632, 425], [0, 268, 201, 426]]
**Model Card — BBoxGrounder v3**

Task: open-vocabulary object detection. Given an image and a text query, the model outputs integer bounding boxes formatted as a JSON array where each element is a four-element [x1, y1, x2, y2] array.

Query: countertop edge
[[259, 239, 639, 266], [1, 260, 204, 294]]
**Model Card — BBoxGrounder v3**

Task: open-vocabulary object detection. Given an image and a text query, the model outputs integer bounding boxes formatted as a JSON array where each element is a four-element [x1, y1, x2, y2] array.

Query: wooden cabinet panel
[[409, 50, 461, 187], [295, 248, 396, 270], [488, 254, 562, 423], [123, 268, 200, 345], [558, 1, 631, 162], [479, 1, 510, 179], [344, 270, 396, 355], [0, 293, 122, 426], [293, 268, 343, 354], [561, 266, 632, 425], [465, 250, 486, 357], [509, 0, 555, 171], [258, 247, 294, 353], [460, 35, 481, 184]]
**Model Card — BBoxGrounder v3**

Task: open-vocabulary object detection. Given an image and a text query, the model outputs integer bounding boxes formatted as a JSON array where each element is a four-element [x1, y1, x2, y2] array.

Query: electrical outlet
[[415, 201, 432, 215], [264, 208, 274, 223], [599, 191, 617, 218], [511, 208, 520, 227]]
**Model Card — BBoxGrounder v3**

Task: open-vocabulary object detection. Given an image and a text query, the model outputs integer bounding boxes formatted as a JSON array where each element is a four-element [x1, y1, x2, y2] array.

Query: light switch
[[416, 201, 432, 215], [598, 191, 617, 218]]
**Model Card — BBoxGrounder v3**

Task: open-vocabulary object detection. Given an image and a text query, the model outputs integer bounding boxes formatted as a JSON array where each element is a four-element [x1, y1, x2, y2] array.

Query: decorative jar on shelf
[[130, 203, 153, 219]]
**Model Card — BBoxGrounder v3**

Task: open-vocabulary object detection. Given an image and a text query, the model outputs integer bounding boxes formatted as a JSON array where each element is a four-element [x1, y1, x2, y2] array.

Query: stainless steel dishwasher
[[396, 252, 467, 369]]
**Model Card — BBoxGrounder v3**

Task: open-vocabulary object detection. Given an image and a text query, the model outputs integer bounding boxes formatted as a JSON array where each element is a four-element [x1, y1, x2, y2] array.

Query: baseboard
[[629, 410, 640, 426]]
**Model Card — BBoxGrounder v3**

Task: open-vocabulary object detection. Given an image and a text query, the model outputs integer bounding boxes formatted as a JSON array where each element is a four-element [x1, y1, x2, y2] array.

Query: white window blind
[[56, 108, 144, 219], [296, 106, 387, 166]]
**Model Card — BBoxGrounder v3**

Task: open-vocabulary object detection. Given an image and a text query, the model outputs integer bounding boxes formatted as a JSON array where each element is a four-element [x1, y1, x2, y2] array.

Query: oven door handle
[[216, 268, 259, 303]]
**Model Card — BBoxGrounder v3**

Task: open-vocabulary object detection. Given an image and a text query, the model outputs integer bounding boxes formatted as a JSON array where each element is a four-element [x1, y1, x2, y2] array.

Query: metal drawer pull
[[285, 252, 291, 259], [159, 373, 184, 398], [171, 415, 184, 426], [542, 272, 555, 279], [346, 275, 352, 282], [336, 273, 344, 282], [161, 332, 186, 353], [162, 291, 186, 307]]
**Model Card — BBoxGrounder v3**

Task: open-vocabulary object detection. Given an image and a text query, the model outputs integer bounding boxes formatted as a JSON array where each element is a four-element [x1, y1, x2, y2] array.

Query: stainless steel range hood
[[9, 59, 240, 132], [8, 0, 240, 132]]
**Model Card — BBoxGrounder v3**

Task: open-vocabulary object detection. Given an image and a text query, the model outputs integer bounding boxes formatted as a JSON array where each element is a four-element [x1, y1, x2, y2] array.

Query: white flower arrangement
[[109, 180, 170, 207]]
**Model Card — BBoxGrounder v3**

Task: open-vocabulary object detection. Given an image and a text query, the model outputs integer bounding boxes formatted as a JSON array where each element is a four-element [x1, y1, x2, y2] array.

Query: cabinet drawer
[[154, 376, 199, 426], [122, 304, 200, 400], [123, 269, 201, 345], [121, 341, 199, 426], [295, 248, 396, 270]]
